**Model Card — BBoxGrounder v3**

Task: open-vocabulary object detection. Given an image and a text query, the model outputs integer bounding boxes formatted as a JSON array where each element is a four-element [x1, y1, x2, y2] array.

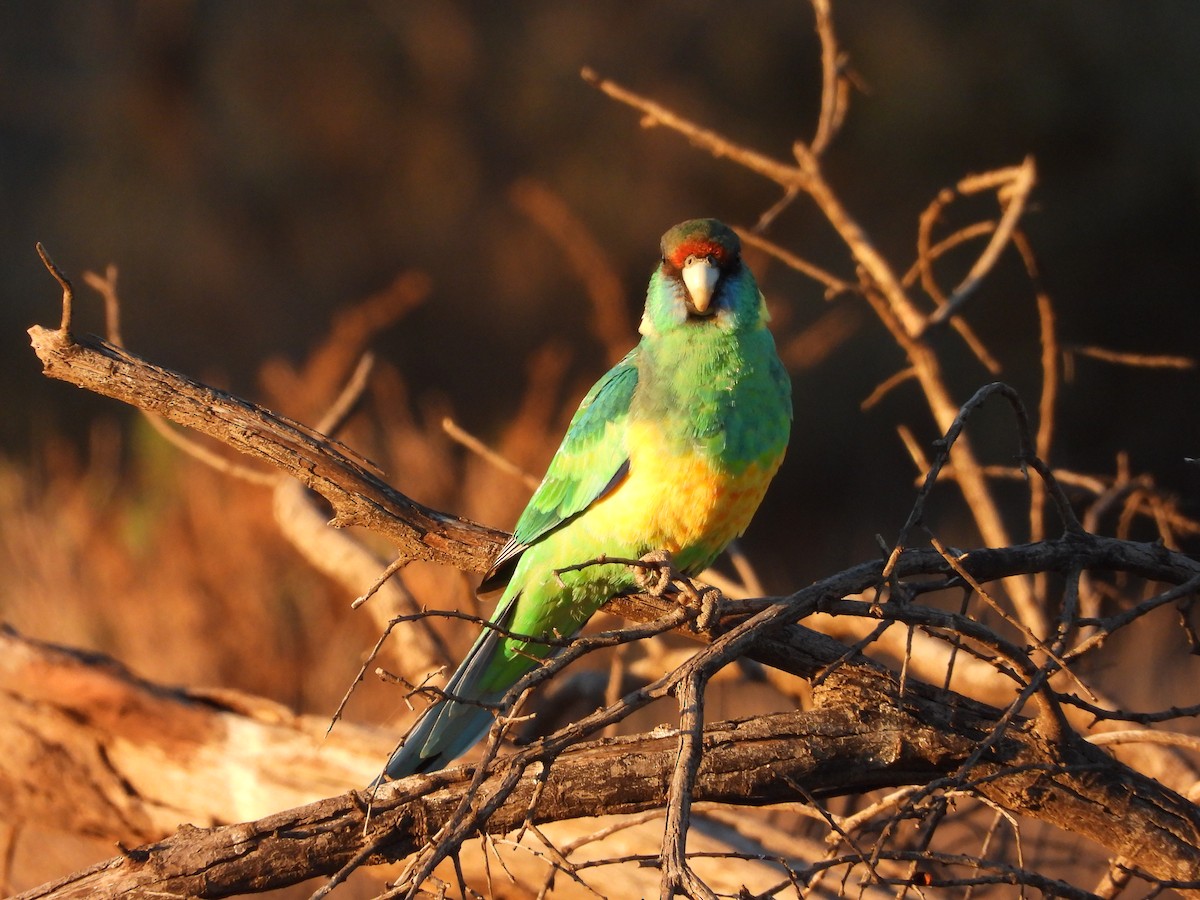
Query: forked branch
[[27, 261, 505, 576]]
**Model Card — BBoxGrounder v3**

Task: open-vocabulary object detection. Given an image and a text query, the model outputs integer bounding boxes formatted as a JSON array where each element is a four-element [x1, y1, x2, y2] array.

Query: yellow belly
[[577, 420, 782, 566]]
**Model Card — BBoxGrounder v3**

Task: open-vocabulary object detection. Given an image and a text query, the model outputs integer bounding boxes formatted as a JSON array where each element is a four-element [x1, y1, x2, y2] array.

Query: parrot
[[382, 218, 792, 779]]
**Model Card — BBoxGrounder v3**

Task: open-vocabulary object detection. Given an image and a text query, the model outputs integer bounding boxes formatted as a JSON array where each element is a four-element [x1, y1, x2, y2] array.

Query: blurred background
[[3, 1, 1200, 894]]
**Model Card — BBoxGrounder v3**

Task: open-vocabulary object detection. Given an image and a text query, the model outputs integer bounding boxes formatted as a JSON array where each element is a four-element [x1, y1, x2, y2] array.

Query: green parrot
[[383, 218, 791, 779]]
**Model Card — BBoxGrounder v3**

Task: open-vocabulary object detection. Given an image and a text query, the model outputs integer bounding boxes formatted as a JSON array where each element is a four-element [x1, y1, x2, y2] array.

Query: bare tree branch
[[10, 608, 1200, 899], [27, 315, 505, 574]]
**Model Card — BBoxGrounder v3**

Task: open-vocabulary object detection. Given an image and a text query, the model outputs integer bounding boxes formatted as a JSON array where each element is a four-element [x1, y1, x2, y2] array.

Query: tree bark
[[27, 324, 506, 573], [0, 625, 390, 843], [6, 620, 1200, 899]]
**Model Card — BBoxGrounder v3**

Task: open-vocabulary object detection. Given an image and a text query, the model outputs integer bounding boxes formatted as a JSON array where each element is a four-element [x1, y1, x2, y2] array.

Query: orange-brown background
[[3, 3, 1200, 893]]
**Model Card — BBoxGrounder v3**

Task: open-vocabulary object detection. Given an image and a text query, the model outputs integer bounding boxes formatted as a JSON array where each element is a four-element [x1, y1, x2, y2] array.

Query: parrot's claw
[[631, 550, 726, 634], [633, 549, 677, 597], [693, 587, 725, 633]]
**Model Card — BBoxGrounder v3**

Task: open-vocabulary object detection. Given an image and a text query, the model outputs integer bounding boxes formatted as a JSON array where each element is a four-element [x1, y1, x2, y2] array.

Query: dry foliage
[[6, 3, 1200, 899]]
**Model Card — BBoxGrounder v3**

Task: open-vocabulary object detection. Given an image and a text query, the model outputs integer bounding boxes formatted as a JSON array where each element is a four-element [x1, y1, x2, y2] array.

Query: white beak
[[681, 256, 720, 314]]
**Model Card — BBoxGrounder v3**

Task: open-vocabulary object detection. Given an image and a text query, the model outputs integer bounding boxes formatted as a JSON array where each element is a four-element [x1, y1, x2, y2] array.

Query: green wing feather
[[479, 348, 638, 592]]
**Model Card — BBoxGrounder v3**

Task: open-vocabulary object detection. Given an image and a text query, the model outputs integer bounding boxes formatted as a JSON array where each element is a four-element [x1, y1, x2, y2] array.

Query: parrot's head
[[642, 218, 767, 337]]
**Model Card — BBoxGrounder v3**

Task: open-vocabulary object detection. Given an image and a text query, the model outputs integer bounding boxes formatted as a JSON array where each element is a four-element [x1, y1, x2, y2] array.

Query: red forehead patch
[[667, 238, 729, 270], [660, 219, 740, 270]]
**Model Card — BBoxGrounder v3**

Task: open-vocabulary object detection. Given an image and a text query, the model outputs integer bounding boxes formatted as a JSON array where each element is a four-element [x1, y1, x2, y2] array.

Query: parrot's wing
[[479, 349, 638, 593]]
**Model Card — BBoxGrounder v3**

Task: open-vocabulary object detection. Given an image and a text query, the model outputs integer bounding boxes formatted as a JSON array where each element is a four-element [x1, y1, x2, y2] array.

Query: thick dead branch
[[16, 702, 944, 899], [27, 323, 505, 573], [8, 521, 1200, 897], [0, 625, 389, 842], [12, 627, 1200, 899]]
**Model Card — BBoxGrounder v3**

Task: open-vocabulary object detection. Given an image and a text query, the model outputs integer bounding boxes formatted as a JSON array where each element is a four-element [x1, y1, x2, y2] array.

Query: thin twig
[[443, 416, 540, 490], [580, 68, 810, 191], [809, 0, 849, 157], [738, 229, 855, 298], [1065, 345, 1196, 370], [910, 206, 1002, 374], [921, 158, 1038, 332], [928, 535, 1095, 704], [659, 672, 718, 900], [36, 243, 73, 334], [861, 367, 917, 411], [1088, 730, 1200, 754], [83, 265, 283, 487]]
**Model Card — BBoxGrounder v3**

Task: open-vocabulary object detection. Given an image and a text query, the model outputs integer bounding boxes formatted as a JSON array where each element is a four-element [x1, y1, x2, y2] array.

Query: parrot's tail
[[380, 691, 497, 780], [378, 596, 520, 782]]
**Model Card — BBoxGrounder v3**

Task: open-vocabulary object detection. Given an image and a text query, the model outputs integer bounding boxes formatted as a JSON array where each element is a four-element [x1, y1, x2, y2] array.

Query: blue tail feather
[[379, 595, 519, 781]]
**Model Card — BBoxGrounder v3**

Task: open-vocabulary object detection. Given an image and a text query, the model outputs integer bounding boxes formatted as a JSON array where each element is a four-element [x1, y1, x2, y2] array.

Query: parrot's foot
[[631, 550, 726, 634], [632, 548, 677, 596], [691, 585, 726, 633]]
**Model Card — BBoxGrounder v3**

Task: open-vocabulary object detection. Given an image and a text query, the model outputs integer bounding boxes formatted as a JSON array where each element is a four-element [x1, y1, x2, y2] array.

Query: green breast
[[633, 323, 791, 471]]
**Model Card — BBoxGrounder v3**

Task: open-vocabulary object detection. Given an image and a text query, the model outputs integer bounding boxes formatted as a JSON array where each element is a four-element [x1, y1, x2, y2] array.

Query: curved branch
[[27, 323, 505, 573], [14, 654, 1200, 899]]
